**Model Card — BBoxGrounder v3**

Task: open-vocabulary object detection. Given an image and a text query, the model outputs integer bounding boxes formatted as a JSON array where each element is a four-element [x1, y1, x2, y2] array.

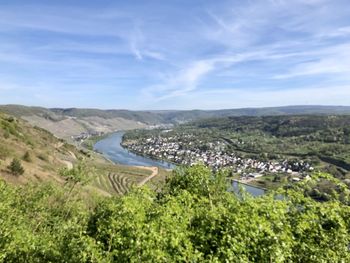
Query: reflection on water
[[94, 131, 175, 169], [230, 180, 265, 197]]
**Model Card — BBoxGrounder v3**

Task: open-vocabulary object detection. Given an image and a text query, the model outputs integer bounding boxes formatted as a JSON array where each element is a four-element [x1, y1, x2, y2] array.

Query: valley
[[0, 111, 169, 196], [3, 104, 350, 194], [2, 104, 350, 141], [1, 105, 350, 261]]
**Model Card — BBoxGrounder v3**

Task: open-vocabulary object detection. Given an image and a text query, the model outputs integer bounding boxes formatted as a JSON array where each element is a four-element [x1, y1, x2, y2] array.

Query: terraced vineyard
[[106, 173, 133, 195], [91, 164, 157, 195]]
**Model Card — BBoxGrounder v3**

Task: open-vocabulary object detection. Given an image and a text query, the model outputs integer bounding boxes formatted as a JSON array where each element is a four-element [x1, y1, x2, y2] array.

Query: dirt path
[[137, 166, 158, 186], [55, 141, 76, 169]]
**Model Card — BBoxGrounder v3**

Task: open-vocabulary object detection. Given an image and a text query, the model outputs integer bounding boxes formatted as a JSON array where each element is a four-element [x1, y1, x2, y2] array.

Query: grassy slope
[[0, 111, 170, 196], [0, 112, 78, 185]]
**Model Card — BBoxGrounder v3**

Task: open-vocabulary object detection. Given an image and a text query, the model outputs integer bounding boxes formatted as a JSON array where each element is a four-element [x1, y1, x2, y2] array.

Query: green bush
[[0, 165, 349, 262], [8, 158, 25, 176]]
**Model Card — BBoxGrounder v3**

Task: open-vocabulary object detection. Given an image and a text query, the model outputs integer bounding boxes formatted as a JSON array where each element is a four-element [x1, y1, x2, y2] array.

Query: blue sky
[[0, 0, 350, 110]]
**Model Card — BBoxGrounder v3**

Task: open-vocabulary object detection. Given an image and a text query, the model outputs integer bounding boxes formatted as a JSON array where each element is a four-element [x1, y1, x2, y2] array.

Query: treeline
[[190, 115, 350, 141], [1, 165, 350, 262]]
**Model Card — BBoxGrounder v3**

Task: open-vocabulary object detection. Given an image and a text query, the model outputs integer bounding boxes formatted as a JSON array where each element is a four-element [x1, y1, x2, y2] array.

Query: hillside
[[0, 111, 167, 195], [0, 112, 81, 185], [1, 105, 350, 140], [0, 105, 148, 140]]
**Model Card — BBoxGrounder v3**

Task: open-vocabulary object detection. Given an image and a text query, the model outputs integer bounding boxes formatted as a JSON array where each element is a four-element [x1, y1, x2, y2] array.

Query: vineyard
[[91, 164, 159, 195]]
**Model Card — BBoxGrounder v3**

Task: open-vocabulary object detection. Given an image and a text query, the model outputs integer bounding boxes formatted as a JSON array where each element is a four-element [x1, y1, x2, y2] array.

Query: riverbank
[[231, 179, 267, 191], [93, 132, 268, 196], [93, 131, 175, 169], [82, 132, 111, 150], [121, 143, 179, 167]]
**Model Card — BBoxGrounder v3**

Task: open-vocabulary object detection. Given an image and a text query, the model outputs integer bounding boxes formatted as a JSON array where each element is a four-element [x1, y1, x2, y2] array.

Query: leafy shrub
[[8, 158, 25, 175], [0, 165, 349, 262]]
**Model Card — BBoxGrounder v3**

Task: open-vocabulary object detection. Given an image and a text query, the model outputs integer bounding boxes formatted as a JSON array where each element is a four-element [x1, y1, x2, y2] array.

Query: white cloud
[[141, 52, 262, 100], [274, 44, 350, 79]]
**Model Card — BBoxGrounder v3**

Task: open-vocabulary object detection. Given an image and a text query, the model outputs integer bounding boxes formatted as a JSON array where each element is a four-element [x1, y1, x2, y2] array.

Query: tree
[[8, 158, 24, 175]]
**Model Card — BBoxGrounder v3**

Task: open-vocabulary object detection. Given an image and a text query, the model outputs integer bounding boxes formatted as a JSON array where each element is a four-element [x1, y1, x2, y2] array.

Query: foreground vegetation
[[1, 164, 350, 262]]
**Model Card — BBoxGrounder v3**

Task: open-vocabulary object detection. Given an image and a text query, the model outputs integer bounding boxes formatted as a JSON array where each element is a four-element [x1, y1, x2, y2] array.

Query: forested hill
[[1, 104, 349, 140], [190, 115, 350, 137], [183, 115, 350, 168], [1, 104, 350, 125]]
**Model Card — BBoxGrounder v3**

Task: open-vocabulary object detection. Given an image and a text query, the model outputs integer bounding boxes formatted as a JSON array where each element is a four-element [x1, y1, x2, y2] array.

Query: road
[[138, 166, 159, 186]]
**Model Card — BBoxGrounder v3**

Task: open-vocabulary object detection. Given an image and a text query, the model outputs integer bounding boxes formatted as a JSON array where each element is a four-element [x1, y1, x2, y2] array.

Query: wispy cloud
[[274, 44, 350, 79], [151, 84, 350, 110], [0, 0, 349, 109]]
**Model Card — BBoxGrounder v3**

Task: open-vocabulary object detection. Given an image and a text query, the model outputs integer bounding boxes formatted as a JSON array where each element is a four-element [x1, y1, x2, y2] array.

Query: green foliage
[[8, 158, 24, 176], [60, 160, 91, 186], [87, 166, 350, 262], [0, 166, 350, 262], [0, 117, 20, 138]]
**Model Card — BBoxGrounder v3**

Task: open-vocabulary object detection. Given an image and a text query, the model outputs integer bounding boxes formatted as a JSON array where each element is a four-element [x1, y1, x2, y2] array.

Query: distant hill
[[0, 105, 148, 140], [1, 104, 350, 139], [209, 105, 350, 117], [50, 105, 350, 123]]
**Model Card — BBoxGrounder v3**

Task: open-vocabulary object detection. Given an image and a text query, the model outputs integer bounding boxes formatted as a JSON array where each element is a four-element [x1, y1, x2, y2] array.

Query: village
[[71, 131, 105, 143], [123, 134, 314, 181]]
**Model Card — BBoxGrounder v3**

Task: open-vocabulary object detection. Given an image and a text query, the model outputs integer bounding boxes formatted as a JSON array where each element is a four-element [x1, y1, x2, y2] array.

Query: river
[[93, 131, 175, 169], [94, 131, 265, 196], [230, 180, 265, 196]]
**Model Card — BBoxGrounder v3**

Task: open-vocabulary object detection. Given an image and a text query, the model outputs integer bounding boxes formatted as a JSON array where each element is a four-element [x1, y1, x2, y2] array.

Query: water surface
[[230, 180, 266, 197], [94, 131, 175, 169]]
